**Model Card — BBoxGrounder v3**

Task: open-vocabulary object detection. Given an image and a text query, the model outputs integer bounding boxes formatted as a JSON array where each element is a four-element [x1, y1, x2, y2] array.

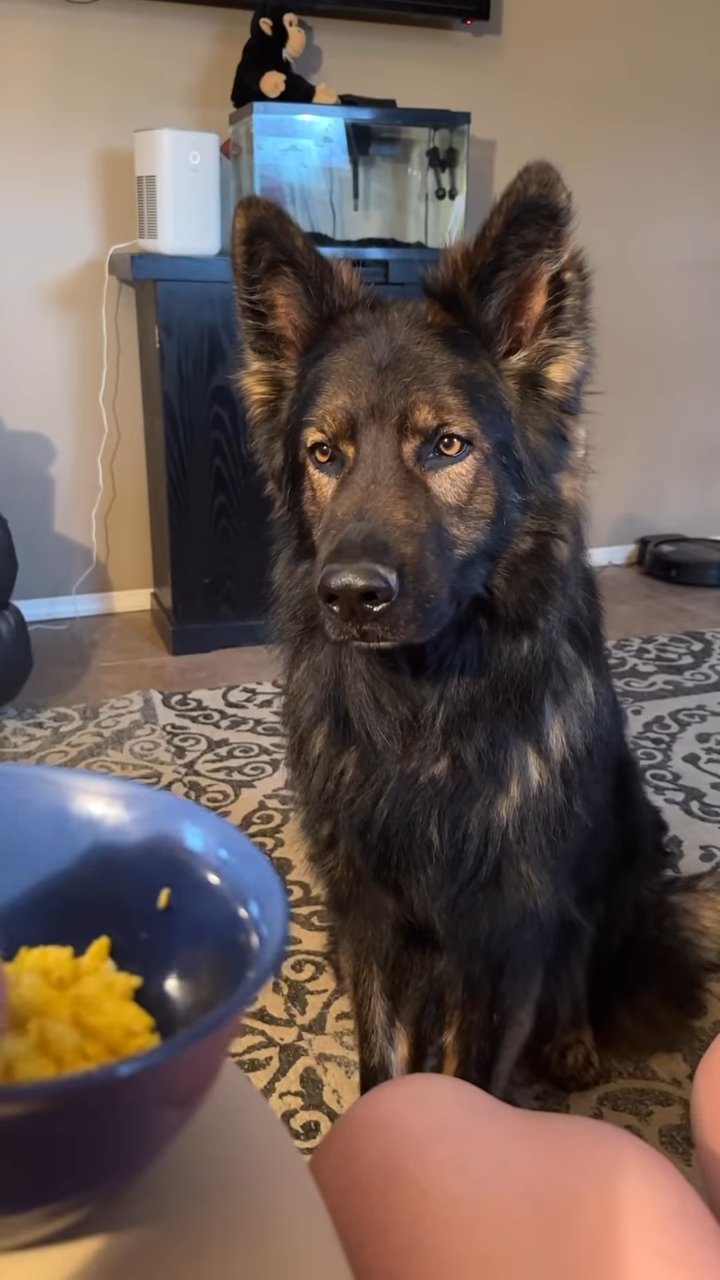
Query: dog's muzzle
[[317, 561, 399, 626]]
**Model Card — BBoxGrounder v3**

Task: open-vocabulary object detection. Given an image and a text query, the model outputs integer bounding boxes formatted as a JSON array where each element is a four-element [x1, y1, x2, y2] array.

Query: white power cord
[[71, 239, 137, 598], [30, 239, 137, 631]]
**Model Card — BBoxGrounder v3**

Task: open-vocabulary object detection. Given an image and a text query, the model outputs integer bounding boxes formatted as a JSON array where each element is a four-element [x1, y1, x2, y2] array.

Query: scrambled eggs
[[0, 936, 160, 1084]]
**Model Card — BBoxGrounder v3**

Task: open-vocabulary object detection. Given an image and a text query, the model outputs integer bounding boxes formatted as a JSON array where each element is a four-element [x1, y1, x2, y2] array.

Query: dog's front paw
[[543, 1029, 602, 1092]]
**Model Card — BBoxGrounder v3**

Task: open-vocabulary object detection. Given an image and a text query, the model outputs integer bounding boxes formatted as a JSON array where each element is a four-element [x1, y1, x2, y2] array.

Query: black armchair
[[0, 513, 33, 706]]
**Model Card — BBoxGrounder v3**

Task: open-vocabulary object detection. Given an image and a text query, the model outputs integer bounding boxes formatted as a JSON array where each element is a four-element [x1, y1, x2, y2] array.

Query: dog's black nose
[[318, 562, 399, 622]]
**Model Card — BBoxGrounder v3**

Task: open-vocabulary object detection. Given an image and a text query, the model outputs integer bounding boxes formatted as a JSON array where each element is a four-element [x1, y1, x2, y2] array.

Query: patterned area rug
[[2, 630, 719, 1186]]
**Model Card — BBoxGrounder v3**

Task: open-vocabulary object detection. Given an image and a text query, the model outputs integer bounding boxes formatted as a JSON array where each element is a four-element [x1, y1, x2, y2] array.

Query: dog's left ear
[[232, 196, 367, 373], [231, 197, 369, 494], [425, 162, 591, 409]]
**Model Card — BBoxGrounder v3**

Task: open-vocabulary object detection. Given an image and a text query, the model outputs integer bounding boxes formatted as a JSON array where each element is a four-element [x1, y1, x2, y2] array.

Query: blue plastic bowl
[[0, 764, 288, 1249]]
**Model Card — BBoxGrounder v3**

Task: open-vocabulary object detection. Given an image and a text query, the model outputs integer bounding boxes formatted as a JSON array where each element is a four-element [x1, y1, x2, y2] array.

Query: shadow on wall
[[0, 418, 112, 704], [469, 0, 503, 38], [296, 21, 324, 83], [46, 255, 128, 590], [0, 418, 110, 604]]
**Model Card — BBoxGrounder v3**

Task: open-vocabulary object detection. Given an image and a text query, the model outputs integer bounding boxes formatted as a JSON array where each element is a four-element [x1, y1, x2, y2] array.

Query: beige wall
[[0, 0, 718, 599]]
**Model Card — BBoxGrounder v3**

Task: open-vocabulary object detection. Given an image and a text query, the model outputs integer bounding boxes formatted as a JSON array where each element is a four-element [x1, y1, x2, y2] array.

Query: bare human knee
[[311, 1071, 495, 1183], [312, 1071, 720, 1280]]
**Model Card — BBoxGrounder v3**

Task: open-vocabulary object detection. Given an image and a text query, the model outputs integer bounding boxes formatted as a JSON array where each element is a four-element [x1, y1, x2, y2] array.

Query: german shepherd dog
[[231, 163, 720, 1097]]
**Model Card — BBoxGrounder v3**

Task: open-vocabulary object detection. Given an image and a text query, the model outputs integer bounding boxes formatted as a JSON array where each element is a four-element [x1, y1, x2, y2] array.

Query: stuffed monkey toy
[[231, 3, 339, 109]]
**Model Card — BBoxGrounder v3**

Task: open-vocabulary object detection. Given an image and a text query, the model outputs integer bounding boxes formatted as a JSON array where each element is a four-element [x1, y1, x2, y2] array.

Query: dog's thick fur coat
[[231, 163, 720, 1095]]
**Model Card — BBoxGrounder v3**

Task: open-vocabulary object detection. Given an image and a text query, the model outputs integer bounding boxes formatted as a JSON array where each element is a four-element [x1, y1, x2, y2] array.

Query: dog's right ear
[[231, 198, 368, 493], [425, 163, 591, 414]]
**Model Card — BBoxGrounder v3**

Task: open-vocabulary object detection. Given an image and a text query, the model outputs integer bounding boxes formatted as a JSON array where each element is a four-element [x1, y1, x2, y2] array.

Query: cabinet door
[[155, 281, 272, 626]]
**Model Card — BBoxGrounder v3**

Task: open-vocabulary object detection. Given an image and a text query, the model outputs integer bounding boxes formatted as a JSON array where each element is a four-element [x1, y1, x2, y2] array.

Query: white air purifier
[[134, 129, 221, 256]]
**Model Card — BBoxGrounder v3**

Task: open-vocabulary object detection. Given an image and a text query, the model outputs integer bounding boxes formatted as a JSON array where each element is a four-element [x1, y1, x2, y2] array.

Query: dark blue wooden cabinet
[[112, 251, 433, 654]]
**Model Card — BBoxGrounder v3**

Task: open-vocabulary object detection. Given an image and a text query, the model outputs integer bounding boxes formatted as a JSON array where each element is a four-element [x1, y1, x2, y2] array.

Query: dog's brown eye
[[435, 434, 468, 459], [309, 441, 335, 467]]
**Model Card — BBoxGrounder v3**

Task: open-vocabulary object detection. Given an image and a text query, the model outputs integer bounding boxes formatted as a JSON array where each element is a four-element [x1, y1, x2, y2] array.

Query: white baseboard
[[589, 544, 635, 568], [17, 589, 153, 624], [15, 547, 636, 623]]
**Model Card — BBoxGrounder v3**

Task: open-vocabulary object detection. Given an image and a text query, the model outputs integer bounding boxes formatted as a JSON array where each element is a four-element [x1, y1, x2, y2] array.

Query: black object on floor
[[0, 512, 33, 705], [638, 534, 720, 588]]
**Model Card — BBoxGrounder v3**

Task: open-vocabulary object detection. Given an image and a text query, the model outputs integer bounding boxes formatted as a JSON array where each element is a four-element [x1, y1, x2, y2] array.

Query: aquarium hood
[[147, 1, 491, 23]]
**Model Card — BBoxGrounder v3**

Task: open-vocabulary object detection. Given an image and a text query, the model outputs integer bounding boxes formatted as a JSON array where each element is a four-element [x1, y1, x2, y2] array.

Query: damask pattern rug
[[2, 629, 719, 1186]]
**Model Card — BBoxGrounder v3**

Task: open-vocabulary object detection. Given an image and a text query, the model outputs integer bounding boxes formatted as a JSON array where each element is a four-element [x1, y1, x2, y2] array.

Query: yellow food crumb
[[156, 886, 172, 911], [0, 936, 160, 1084]]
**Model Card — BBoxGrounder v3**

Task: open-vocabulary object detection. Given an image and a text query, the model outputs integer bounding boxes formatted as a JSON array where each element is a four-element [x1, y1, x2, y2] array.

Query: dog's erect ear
[[232, 197, 366, 398], [231, 197, 368, 496], [425, 162, 591, 409]]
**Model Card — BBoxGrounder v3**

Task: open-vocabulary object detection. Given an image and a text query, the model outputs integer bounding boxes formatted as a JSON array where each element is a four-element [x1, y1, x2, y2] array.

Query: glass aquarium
[[229, 103, 470, 251]]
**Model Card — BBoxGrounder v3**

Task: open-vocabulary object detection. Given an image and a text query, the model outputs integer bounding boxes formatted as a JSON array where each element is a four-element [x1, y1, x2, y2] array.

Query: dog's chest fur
[[283, 607, 618, 937]]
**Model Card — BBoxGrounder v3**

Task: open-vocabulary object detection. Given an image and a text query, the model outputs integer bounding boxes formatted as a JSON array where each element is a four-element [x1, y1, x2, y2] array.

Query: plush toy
[[231, 3, 338, 109]]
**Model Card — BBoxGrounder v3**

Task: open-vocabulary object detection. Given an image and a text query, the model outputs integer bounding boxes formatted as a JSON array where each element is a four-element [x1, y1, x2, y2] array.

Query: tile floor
[[10, 568, 720, 712]]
